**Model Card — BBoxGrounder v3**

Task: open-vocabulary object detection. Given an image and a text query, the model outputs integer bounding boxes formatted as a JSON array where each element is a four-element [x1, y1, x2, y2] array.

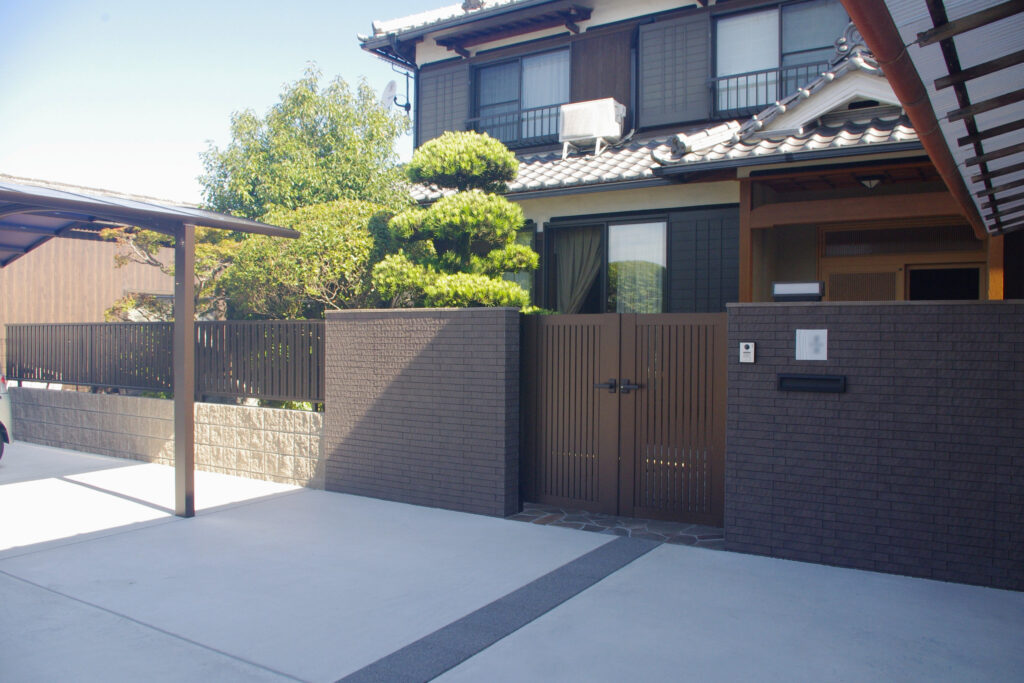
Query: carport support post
[[173, 222, 195, 518]]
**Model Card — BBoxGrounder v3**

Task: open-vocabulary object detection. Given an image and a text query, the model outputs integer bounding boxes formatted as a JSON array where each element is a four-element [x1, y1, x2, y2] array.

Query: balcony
[[713, 61, 830, 118], [467, 103, 562, 149]]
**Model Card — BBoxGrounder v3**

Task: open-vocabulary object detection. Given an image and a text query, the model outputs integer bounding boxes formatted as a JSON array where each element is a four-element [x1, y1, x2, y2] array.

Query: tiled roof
[[410, 44, 921, 202], [410, 114, 918, 202], [659, 113, 917, 166], [409, 134, 669, 202], [369, 0, 530, 38]]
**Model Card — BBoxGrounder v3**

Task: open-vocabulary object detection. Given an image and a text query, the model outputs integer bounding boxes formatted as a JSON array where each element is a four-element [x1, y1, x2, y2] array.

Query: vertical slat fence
[[5, 320, 323, 402]]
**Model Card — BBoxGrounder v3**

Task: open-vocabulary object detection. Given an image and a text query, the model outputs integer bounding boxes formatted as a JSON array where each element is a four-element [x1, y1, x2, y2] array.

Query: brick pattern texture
[[726, 301, 1024, 591], [323, 308, 520, 517], [10, 388, 323, 487]]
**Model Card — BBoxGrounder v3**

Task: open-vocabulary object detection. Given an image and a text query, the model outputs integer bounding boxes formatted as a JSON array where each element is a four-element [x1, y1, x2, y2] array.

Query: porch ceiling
[[844, 0, 1024, 235], [752, 160, 942, 194]]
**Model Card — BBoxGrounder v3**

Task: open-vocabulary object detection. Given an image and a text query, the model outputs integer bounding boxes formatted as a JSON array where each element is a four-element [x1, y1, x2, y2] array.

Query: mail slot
[[778, 374, 846, 393]]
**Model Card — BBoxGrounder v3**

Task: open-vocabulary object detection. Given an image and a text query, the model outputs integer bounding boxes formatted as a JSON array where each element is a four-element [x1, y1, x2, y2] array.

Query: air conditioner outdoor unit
[[559, 98, 627, 159]]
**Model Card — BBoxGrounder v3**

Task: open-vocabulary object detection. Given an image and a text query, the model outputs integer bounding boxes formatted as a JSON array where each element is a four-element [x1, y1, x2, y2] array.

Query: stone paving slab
[[509, 502, 725, 549], [439, 542, 1024, 682], [0, 442, 608, 683], [0, 573, 292, 683], [341, 537, 660, 682], [4, 442, 1024, 683]]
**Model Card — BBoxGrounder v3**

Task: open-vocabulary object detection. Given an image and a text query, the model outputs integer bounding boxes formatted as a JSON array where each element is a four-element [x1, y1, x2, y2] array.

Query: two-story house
[[361, 0, 1020, 312]]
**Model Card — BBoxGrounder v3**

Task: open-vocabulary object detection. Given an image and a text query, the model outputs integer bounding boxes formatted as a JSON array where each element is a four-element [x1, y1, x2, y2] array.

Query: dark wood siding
[[570, 26, 633, 109], [416, 61, 470, 146], [1006, 230, 1024, 299], [638, 13, 710, 127], [668, 206, 739, 313], [0, 238, 172, 370]]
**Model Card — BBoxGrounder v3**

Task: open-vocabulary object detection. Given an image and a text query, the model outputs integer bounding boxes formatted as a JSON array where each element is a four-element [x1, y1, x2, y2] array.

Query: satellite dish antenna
[[380, 80, 398, 109]]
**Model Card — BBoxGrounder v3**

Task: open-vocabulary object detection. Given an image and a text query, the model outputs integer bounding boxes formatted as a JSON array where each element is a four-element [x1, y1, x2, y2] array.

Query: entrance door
[[521, 313, 726, 525]]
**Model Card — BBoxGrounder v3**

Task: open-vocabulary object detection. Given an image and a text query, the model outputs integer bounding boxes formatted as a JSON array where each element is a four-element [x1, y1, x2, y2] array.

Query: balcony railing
[[713, 61, 830, 118], [467, 103, 562, 149]]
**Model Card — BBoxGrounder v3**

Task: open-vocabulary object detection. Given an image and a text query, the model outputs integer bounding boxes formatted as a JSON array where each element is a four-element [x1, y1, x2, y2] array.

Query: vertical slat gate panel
[[624, 313, 725, 525], [520, 315, 618, 514]]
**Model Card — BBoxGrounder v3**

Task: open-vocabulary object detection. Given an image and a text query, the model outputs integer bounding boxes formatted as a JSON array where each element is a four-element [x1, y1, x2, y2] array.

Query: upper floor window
[[714, 0, 849, 116], [471, 49, 570, 148]]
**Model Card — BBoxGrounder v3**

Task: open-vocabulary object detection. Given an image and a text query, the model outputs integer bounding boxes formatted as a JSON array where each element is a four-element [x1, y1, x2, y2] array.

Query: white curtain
[[716, 9, 779, 111], [521, 50, 569, 138]]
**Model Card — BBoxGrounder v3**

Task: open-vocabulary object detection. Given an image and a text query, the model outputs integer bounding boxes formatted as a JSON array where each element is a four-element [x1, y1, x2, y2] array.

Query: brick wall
[[726, 301, 1024, 590], [323, 308, 520, 517], [10, 388, 324, 487]]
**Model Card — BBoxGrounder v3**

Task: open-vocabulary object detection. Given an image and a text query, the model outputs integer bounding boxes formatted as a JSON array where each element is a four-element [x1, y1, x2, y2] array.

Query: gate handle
[[594, 378, 617, 394], [620, 379, 642, 394]]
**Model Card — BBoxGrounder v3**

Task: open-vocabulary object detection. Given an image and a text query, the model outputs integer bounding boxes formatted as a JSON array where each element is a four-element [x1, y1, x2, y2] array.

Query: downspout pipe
[[841, 0, 988, 239]]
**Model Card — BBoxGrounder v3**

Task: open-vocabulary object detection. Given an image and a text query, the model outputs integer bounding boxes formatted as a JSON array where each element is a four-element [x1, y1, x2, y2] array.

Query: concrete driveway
[[2, 441, 1022, 682]]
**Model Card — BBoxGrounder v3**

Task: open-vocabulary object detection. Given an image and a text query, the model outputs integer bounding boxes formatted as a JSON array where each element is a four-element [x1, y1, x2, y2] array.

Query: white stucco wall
[[514, 181, 740, 230]]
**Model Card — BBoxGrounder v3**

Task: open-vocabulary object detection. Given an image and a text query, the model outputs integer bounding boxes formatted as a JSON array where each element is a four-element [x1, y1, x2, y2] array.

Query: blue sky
[[0, 0, 431, 203]]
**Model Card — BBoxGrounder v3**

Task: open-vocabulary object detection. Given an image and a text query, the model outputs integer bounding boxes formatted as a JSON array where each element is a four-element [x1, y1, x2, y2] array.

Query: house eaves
[[360, 0, 561, 66]]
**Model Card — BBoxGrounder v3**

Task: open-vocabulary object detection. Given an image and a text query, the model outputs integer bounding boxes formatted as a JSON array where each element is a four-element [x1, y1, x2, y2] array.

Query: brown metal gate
[[522, 314, 726, 525]]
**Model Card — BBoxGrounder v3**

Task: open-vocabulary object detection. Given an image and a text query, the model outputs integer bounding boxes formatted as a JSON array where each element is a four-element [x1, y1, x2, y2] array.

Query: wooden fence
[[5, 320, 324, 402]]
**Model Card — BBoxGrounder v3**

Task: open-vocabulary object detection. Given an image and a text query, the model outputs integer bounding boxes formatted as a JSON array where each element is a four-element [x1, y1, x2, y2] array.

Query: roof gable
[[763, 67, 900, 133]]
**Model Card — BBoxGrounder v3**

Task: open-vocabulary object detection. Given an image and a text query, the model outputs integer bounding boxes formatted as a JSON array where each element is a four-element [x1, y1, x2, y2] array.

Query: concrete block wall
[[10, 388, 324, 488], [726, 301, 1024, 591], [323, 308, 520, 517]]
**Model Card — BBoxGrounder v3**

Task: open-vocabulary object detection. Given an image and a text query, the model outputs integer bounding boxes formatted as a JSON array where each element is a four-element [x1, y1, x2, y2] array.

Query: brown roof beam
[[437, 6, 591, 52], [957, 118, 1024, 146], [966, 140, 1024, 167], [747, 159, 934, 182], [986, 203, 1024, 223], [948, 88, 1024, 122], [935, 49, 1024, 90], [973, 160, 1024, 183], [916, 1, 1024, 47], [995, 215, 1024, 231], [982, 190, 1024, 210], [748, 192, 961, 229], [975, 176, 1024, 199]]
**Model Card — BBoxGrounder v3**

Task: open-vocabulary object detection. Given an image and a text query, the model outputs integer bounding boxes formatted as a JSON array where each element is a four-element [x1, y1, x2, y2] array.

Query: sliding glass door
[[550, 221, 667, 314]]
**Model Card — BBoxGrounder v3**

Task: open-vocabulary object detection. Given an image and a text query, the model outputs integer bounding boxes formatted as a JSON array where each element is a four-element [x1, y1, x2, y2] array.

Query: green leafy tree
[[101, 226, 243, 320], [222, 200, 388, 318], [104, 66, 410, 321], [201, 66, 410, 218], [372, 131, 536, 308]]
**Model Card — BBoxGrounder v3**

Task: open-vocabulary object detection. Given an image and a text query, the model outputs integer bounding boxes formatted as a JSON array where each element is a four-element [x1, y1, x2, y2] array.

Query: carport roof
[[0, 175, 299, 268], [0, 174, 299, 518]]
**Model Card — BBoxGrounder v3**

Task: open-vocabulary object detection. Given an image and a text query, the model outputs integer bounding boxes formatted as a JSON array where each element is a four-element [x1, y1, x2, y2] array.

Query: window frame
[[470, 47, 571, 148], [712, 0, 849, 116], [816, 222, 988, 302], [544, 213, 670, 314]]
